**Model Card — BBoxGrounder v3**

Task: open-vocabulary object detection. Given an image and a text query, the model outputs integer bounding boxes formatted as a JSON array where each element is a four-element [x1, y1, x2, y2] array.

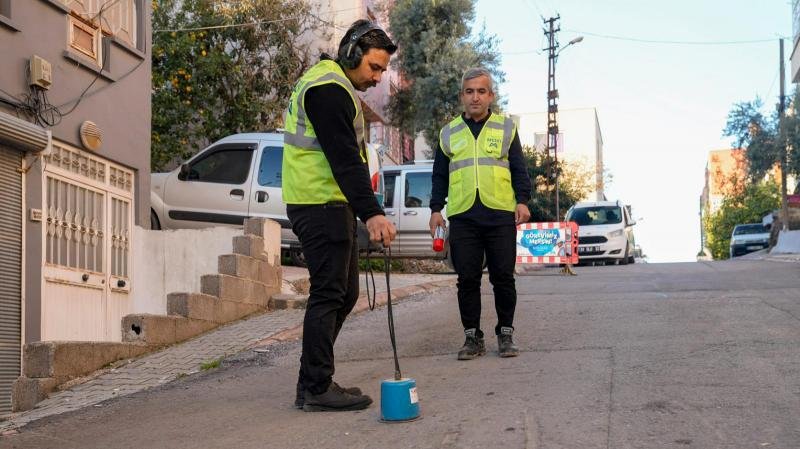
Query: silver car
[[150, 132, 372, 266], [729, 223, 770, 258], [379, 162, 450, 260]]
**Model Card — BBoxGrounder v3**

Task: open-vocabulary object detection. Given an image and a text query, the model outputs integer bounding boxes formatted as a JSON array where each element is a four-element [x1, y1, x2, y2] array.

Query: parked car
[[565, 200, 637, 265], [729, 223, 770, 258], [149, 132, 377, 266], [376, 161, 503, 268], [378, 161, 449, 260]]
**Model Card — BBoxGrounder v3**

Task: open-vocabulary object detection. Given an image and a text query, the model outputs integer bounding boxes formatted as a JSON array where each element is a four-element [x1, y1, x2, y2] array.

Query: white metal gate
[[0, 145, 23, 414], [41, 141, 133, 341]]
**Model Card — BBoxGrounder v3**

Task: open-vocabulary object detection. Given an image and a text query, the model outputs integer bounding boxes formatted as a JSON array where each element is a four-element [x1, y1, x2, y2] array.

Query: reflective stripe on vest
[[438, 113, 517, 216], [282, 60, 367, 204]]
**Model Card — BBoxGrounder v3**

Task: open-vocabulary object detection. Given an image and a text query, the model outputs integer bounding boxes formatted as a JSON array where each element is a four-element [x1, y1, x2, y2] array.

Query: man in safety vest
[[429, 67, 532, 360], [283, 20, 397, 412]]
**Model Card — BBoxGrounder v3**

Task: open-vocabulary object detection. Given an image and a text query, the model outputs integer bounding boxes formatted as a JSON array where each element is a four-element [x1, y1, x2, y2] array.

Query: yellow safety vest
[[439, 113, 517, 216], [282, 60, 366, 204]]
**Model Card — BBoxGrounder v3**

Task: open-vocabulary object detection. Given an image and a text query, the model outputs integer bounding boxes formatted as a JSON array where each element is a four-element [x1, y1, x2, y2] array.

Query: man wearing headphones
[[282, 20, 397, 412]]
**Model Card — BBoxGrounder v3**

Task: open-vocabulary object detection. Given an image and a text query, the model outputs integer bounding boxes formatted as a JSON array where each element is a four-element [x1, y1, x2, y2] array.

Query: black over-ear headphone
[[338, 22, 383, 69]]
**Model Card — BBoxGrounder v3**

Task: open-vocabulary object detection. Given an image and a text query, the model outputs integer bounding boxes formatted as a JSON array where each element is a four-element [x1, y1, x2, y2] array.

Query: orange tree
[[151, 0, 326, 170]]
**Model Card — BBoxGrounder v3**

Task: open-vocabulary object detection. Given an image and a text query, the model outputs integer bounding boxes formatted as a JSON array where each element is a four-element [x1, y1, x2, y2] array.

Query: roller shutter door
[[0, 145, 22, 414]]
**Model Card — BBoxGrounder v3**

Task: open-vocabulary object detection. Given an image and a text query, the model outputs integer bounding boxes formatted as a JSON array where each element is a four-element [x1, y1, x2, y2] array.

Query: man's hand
[[366, 214, 397, 247], [515, 203, 531, 225], [429, 211, 447, 237]]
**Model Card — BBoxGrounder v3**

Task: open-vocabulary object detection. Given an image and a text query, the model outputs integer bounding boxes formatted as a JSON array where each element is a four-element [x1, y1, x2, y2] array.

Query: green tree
[[783, 90, 800, 186], [387, 0, 504, 152], [703, 179, 781, 259], [723, 90, 800, 189], [521, 146, 593, 222], [151, 0, 325, 171]]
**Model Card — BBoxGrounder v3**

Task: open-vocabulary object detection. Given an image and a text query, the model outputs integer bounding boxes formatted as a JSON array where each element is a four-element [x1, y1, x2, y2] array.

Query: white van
[[150, 132, 380, 266], [378, 161, 447, 259], [565, 200, 637, 265]]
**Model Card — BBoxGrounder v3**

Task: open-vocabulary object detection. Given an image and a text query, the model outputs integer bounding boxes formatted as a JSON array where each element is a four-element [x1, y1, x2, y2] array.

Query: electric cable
[[363, 243, 402, 380], [154, 6, 363, 33], [3, 1, 144, 125], [503, 31, 790, 55], [364, 247, 378, 311], [384, 245, 402, 381], [563, 29, 789, 46], [57, 0, 114, 119], [58, 0, 148, 112]]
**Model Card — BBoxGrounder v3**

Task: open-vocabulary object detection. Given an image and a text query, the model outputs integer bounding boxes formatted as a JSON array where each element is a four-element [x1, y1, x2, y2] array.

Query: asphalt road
[[3, 260, 800, 449]]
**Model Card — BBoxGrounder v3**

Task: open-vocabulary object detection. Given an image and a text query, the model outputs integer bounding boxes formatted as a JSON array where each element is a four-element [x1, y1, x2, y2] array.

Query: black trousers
[[449, 219, 518, 336], [288, 203, 359, 395]]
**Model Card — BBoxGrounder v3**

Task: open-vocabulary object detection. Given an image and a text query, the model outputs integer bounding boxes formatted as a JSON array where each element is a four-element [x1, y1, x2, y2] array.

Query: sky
[[473, 0, 793, 262]]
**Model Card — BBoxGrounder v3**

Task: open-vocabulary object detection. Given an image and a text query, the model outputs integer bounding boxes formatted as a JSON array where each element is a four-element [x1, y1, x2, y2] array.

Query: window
[[257, 147, 283, 187], [0, 0, 18, 32], [187, 149, 254, 184], [734, 224, 767, 235], [69, 14, 101, 64], [100, 0, 138, 49], [567, 206, 622, 226], [404, 172, 431, 208], [64, 0, 141, 50], [383, 173, 397, 208]]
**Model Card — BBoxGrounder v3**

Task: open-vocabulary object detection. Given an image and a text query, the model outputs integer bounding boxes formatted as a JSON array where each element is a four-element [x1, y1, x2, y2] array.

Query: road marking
[[440, 425, 461, 448], [524, 409, 539, 449]]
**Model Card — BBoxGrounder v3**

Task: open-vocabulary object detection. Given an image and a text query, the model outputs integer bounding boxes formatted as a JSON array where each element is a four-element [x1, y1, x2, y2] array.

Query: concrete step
[[23, 341, 153, 384], [243, 218, 281, 264], [218, 253, 281, 287], [167, 292, 265, 323], [269, 293, 308, 310], [200, 273, 277, 306], [12, 377, 57, 412], [122, 314, 218, 346], [232, 235, 275, 263]]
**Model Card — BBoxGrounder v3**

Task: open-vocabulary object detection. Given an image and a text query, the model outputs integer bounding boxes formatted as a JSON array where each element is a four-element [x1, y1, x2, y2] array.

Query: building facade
[[513, 107, 605, 202], [0, 0, 151, 414], [792, 0, 800, 83]]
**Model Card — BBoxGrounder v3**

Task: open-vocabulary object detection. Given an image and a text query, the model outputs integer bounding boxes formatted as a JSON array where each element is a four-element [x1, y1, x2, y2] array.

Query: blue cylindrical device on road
[[380, 377, 419, 422]]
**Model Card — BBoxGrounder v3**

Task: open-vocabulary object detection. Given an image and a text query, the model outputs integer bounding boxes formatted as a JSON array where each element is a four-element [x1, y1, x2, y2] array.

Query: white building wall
[[513, 108, 605, 201], [414, 133, 433, 161], [131, 226, 239, 315]]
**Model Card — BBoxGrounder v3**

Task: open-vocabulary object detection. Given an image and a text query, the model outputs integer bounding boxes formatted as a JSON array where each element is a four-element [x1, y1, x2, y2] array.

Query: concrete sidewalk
[[0, 268, 454, 433]]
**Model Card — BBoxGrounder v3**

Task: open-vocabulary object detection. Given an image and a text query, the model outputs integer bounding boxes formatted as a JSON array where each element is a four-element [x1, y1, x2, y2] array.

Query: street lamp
[[547, 33, 583, 220], [560, 36, 584, 53]]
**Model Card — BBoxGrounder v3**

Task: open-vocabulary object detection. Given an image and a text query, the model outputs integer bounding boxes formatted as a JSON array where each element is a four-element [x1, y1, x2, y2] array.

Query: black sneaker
[[294, 382, 363, 409], [302, 383, 372, 412], [497, 326, 519, 357], [457, 328, 486, 360]]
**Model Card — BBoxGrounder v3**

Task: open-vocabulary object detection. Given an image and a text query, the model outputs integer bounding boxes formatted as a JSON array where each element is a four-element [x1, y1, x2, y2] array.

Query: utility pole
[[779, 39, 790, 232], [543, 16, 561, 220]]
